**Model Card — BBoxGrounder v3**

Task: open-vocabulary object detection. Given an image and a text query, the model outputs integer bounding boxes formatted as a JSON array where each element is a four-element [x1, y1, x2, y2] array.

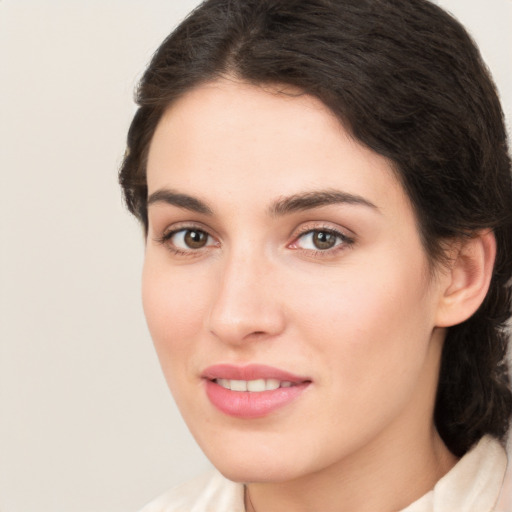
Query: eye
[[160, 228, 217, 252], [291, 228, 352, 252], [298, 230, 339, 250]]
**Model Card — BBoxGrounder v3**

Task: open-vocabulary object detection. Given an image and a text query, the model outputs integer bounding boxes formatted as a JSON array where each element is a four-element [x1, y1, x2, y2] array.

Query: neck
[[245, 426, 456, 512], [244, 424, 457, 512]]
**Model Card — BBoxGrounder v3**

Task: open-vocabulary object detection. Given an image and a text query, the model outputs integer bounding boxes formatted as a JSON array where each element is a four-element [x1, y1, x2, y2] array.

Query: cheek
[[141, 258, 210, 365], [293, 254, 435, 390]]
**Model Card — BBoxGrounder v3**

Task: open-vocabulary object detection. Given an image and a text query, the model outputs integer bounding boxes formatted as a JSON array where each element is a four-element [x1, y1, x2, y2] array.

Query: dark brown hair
[[120, 0, 512, 456]]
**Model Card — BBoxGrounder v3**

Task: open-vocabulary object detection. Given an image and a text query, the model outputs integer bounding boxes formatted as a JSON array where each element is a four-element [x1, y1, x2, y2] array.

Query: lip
[[202, 364, 309, 383], [202, 364, 311, 419]]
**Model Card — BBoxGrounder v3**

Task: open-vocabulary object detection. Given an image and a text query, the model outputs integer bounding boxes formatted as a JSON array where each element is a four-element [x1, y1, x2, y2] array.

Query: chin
[[199, 439, 313, 484], [215, 460, 298, 484]]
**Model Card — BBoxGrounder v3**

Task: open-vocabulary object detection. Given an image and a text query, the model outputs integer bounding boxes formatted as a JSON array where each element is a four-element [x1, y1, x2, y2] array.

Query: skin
[[142, 79, 464, 511]]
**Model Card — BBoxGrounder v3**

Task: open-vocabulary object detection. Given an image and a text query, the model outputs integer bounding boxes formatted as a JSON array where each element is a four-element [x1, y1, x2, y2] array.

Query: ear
[[435, 230, 496, 328]]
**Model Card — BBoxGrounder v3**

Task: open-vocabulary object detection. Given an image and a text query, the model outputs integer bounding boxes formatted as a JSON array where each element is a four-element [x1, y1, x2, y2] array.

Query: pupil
[[313, 231, 336, 250], [185, 230, 207, 248]]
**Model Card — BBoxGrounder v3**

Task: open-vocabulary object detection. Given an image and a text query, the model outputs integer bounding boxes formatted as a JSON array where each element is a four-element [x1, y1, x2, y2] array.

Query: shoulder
[[138, 470, 245, 512], [402, 435, 508, 512]]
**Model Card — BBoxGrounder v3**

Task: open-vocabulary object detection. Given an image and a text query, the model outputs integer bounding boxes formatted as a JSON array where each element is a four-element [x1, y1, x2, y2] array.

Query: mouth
[[214, 378, 295, 391], [202, 364, 311, 419]]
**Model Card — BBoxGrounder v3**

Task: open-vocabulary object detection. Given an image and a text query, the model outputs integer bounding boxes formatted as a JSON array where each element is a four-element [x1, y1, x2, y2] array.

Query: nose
[[206, 250, 286, 346]]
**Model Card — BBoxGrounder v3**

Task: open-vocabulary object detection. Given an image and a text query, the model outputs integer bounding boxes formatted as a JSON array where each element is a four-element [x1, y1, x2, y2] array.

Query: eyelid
[[154, 222, 220, 255], [288, 222, 355, 254], [155, 220, 216, 240], [291, 221, 354, 240]]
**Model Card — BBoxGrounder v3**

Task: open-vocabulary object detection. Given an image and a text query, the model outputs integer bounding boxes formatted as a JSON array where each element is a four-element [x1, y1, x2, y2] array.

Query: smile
[[202, 364, 311, 418], [214, 378, 294, 391]]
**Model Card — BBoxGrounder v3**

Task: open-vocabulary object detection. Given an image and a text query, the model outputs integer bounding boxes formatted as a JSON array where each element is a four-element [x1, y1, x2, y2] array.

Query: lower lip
[[205, 380, 309, 419]]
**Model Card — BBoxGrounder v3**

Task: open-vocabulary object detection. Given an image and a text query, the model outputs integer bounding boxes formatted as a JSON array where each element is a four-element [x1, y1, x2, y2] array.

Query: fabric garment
[[139, 435, 507, 512]]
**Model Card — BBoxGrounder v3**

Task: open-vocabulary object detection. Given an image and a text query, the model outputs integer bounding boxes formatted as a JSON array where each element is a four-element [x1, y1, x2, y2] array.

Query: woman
[[120, 0, 512, 510]]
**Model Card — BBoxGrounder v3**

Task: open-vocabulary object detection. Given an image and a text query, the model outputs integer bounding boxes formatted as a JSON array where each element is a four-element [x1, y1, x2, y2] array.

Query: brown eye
[[184, 229, 208, 249], [294, 229, 349, 252], [311, 231, 337, 250], [163, 228, 214, 251]]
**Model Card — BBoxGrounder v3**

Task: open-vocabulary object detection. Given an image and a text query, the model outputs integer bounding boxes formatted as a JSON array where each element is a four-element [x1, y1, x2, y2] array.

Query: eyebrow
[[147, 189, 213, 215], [146, 187, 378, 217], [268, 189, 378, 216]]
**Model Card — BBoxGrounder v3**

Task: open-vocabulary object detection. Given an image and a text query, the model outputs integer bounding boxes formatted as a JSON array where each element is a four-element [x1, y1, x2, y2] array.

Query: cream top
[[139, 436, 507, 512]]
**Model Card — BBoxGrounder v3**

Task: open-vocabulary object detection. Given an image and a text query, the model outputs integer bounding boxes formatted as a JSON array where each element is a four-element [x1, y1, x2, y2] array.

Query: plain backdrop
[[0, 1, 510, 511]]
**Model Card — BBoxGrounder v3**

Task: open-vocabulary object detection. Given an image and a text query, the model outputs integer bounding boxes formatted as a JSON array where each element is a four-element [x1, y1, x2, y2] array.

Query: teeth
[[266, 378, 280, 390], [230, 379, 247, 392], [217, 378, 231, 390], [215, 378, 295, 392], [247, 379, 266, 392]]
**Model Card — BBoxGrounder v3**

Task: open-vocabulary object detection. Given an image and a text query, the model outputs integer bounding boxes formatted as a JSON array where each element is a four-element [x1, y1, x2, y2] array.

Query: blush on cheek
[[142, 270, 208, 361]]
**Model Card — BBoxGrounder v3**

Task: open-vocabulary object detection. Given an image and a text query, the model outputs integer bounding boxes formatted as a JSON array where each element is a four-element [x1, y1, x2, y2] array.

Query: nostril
[[245, 331, 270, 341]]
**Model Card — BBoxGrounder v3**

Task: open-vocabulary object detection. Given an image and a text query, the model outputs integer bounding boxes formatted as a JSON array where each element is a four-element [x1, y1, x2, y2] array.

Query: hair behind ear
[[435, 312, 511, 456], [434, 232, 511, 456]]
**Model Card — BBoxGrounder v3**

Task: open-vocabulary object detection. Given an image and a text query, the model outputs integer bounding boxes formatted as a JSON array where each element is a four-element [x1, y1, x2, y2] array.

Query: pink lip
[[202, 364, 308, 383], [202, 364, 311, 419]]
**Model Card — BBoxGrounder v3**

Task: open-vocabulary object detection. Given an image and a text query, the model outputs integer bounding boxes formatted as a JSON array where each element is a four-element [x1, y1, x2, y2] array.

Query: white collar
[[401, 435, 507, 512]]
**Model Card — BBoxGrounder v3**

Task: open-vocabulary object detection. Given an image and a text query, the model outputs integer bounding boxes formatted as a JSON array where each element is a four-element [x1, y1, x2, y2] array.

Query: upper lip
[[201, 364, 311, 383]]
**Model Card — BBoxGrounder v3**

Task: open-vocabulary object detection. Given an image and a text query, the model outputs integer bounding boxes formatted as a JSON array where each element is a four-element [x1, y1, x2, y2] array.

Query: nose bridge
[[207, 244, 285, 344]]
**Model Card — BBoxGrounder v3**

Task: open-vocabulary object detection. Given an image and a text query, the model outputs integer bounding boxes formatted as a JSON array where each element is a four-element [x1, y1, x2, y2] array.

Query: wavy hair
[[119, 0, 512, 456]]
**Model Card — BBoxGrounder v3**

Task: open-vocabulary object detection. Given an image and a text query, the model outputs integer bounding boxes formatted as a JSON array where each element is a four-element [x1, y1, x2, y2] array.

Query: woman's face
[[143, 79, 448, 483]]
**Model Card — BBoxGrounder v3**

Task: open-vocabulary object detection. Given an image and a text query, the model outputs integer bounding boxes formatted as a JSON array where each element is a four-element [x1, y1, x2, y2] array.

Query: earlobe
[[435, 230, 496, 328]]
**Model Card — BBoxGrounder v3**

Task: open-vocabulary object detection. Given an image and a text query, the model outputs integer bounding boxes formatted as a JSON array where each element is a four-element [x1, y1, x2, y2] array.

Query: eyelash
[[155, 224, 217, 257], [290, 225, 355, 257], [154, 224, 354, 259]]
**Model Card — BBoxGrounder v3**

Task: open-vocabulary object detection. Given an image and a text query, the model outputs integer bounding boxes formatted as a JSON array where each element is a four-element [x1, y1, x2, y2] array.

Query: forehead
[[146, 79, 409, 218]]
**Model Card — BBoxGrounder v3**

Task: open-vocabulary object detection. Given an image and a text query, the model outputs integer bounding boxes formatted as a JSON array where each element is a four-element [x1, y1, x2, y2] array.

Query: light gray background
[[0, 1, 510, 511]]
